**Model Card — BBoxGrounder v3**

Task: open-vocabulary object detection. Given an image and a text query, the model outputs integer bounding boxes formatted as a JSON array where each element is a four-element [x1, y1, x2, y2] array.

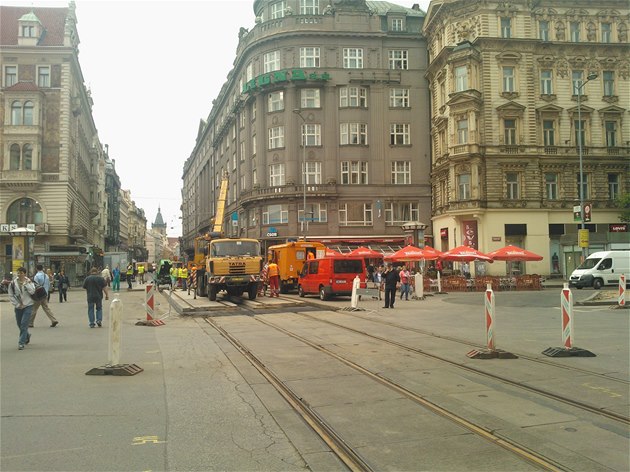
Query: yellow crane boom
[[213, 172, 229, 235]]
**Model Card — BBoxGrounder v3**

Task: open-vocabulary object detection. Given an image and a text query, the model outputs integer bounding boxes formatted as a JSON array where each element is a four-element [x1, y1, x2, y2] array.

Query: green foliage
[[616, 193, 630, 223]]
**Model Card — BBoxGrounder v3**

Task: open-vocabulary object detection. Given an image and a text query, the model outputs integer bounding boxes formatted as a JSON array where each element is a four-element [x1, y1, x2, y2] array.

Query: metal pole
[[293, 109, 307, 239]]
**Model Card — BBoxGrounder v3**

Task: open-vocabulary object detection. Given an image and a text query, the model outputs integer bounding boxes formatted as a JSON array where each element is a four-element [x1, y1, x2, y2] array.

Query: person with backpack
[[8, 267, 36, 350], [29, 264, 59, 328]]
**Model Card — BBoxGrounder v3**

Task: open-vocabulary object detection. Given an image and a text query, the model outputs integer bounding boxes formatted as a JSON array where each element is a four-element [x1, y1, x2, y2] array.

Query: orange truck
[[267, 241, 326, 293]]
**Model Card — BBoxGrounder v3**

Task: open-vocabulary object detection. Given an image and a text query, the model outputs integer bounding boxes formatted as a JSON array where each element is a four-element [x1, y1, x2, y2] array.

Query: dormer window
[[18, 11, 42, 45], [21, 25, 35, 37]]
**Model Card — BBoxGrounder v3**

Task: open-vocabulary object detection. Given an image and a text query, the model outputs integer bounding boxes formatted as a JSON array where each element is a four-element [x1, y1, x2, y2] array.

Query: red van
[[298, 256, 366, 300]]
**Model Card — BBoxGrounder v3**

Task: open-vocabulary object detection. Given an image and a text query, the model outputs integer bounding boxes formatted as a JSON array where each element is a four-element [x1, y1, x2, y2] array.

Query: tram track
[[292, 310, 630, 425]]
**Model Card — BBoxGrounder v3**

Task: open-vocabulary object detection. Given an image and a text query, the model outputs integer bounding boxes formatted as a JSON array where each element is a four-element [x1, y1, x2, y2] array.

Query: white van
[[569, 250, 630, 289]]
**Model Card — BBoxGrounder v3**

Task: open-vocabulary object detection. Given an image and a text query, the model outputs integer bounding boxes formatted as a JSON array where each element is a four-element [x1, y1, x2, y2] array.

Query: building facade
[[423, 0, 629, 277], [181, 0, 432, 256]]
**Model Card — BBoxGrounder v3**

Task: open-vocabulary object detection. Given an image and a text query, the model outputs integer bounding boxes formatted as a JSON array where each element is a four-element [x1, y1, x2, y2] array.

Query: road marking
[[581, 383, 623, 398], [132, 436, 166, 445]]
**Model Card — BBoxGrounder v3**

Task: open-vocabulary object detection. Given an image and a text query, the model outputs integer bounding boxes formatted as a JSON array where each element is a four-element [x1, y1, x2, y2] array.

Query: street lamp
[[577, 72, 597, 262], [293, 109, 308, 239]]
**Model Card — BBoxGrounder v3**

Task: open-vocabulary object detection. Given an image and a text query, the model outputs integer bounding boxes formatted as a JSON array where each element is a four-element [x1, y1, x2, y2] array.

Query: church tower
[[152, 206, 167, 236]]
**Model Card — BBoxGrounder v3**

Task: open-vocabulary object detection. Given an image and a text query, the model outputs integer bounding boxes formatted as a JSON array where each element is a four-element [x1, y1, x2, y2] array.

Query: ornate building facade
[[182, 0, 432, 255], [423, 0, 629, 277]]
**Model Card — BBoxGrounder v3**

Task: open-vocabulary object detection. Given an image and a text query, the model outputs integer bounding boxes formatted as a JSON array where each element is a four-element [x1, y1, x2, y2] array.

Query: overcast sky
[[7, 0, 431, 236]]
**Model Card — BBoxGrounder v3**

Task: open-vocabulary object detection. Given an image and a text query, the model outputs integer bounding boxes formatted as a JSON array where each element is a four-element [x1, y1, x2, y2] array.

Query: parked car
[[298, 256, 365, 300], [569, 250, 630, 289]]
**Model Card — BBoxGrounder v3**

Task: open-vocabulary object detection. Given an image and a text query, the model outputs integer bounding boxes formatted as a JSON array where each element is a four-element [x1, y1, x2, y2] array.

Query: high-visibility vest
[[138, 265, 145, 274], [267, 263, 279, 278], [181, 268, 188, 279], [126, 265, 133, 275], [170, 267, 177, 277]]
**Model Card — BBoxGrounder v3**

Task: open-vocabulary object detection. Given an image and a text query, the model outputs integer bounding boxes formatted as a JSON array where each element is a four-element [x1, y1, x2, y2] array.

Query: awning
[[35, 252, 87, 257]]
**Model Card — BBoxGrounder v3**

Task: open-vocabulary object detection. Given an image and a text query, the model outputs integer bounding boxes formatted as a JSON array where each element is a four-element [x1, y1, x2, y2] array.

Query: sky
[[7, 0, 432, 236]]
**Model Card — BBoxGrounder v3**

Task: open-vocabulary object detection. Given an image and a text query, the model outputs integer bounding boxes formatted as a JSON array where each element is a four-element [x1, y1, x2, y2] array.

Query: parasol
[[347, 246, 384, 258], [384, 245, 427, 262], [487, 245, 543, 261], [440, 245, 493, 262]]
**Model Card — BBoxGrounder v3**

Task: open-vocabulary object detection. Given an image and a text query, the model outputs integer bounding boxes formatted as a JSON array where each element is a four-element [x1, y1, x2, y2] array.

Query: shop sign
[[440, 228, 448, 239], [609, 224, 628, 232], [462, 220, 478, 249], [243, 69, 331, 93], [266, 227, 278, 238]]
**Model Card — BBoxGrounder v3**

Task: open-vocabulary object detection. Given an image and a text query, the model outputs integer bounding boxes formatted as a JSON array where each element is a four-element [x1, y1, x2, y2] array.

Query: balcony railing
[[0, 169, 41, 188], [240, 183, 337, 204]]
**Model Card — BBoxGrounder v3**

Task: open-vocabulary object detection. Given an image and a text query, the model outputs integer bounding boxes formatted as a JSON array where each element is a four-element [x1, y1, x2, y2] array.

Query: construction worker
[[126, 263, 134, 290], [259, 261, 269, 296], [137, 263, 145, 284], [169, 265, 178, 290], [267, 258, 279, 298], [179, 265, 188, 291]]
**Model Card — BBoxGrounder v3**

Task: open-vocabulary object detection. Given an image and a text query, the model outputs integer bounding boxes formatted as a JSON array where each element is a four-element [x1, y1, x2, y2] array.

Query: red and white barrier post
[[619, 274, 626, 308], [485, 283, 495, 351], [561, 283, 573, 349], [138, 284, 164, 327]]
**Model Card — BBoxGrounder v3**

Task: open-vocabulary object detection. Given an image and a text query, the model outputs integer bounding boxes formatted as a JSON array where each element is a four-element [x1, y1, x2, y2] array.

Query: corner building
[[182, 0, 431, 255], [423, 0, 629, 278]]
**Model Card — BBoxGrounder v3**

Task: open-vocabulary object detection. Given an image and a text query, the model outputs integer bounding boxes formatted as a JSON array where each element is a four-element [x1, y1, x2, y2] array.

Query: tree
[[616, 193, 630, 223]]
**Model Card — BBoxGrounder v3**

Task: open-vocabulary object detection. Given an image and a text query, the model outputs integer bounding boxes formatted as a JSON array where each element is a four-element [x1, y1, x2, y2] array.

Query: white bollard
[[108, 297, 123, 366], [437, 271, 442, 293], [351, 276, 360, 309], [414, 273, 424, 299]]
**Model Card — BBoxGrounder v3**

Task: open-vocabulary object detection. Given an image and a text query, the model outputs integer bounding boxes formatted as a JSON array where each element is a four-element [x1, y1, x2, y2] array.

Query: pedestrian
[[46, 268, 54, 302], [137, 263, 145, 284], [29, 264, 59, 327], [381, 263, 400, 309], [82, 267, 109, 328], [267, 258, 280, 297], [399, 265, 410, 301], [126, 263, 134, 290], [8, 267, 35, 350], [112, 265, 121, 292], [101, 265, 112, 287], [179, 265, 188, 290], [55, 269, 69, 302]]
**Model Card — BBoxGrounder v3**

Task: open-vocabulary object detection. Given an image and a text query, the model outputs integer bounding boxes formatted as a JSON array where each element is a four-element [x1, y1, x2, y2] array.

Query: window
[[339, 86, 367, 107], [457, 118, 468, 144], [340, 123, 367, 145], [4, 65, 17, 87], [21, 25, 35, 37], [268, 126, 285, 149], [252, 168, 258, 185], [571, 70, 583, 95], [246, 62, 253, 82], [10, 100, 34, 126], [389, 50, 408, 70], [601, 23, 612, 43], [300, 0, 319, 15], [343, 48, 363, 69], [263, 50, 281, 73], [390, 124, 410, 145], [506, 172, 519, 199], [458, 173, 471, 200], [570, 22, 580, 42], [300, 203, 327, 223], [454, 65, 468, 92], [268, 91, 284, 112], [269, 163, 285, 186], [539, 20, 549, 41], [300, 88, 320, 108], [574, 120, 586, 147], [341, 161, 368, 184], [270, 1, 285, 19], [9, 143, 33, 170], [391, 18, 403, 32], [391, 161, 411, 184], [251, 134, 257, 155], [605, 121, 617, 147], [240, 112, 245, 129], [389, 88, 409, 107], [7, 198, 43, 226], [500, 17, 511, 38], [608, 174, 619, 200], [603, 71, 615, 96], [302, 161, 321, 184], [504, 119, 517, 145], [251, 101, 257, 120], [385, 202, 418, 226], [37, 66, 50, 87], [301, 123, 321, 146], [545, 173, 558, 200], [240, 141, 245, 161], [263, 204, 288, 224], [543, 120, 555, 146], [540, 69, 553, 94], [300, 47, 320, 68], [577, 173, 589, 199], [502, 66, 515, 92], [338, 203, 372, 226]]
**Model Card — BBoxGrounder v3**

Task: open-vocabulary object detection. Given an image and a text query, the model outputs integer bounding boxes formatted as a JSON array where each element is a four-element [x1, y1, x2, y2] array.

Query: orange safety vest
[[267, 263, 279, 278]]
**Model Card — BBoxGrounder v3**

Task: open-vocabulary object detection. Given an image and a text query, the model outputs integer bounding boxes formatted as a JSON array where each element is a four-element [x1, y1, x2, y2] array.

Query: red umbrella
[[384, 245, 427, 262], [347, 246, 384, 258], [324, 248, 343, 257], [440, 245, 493, 262], [420, 245, 443, 261], [487, 245, 543, 261]]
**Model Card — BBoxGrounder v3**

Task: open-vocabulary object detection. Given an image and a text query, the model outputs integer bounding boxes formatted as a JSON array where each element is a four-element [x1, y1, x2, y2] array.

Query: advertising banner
[[462, 220, 478, 249]]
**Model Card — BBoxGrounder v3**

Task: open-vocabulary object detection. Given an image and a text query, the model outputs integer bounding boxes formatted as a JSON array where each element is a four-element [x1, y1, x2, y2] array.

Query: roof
[[5, 81, 40, 92], [19, 11, 42, 23], [0, 5, 69, 47], [366, 1, 426, 17], [153, 207, 166, 226]]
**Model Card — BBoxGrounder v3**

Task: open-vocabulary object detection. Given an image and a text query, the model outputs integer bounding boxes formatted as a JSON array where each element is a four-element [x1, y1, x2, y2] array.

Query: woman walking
[[8, 267, 35, 350]]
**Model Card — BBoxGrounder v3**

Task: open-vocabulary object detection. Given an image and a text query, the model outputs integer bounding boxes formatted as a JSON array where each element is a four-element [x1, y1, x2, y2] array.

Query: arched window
[[10, 144, 21, 169], [7, 198, 43, 226], [23, 101, 34, 125], [11, 100, 22, 125], [23, 144, 33, 169]]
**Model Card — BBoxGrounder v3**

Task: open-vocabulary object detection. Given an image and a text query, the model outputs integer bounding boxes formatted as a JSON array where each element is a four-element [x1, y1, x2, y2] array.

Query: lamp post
[[577, 72, 597, 262], [293, 109, 308, 239]]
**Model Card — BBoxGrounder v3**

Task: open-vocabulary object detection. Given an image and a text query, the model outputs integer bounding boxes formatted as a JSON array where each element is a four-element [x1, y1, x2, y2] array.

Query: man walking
[[382, 264, 400, 309], [8, 267, 36, 349], [126, 263, 134, 290], [29, 264, 59, 328], [82, 268, 109, 328]]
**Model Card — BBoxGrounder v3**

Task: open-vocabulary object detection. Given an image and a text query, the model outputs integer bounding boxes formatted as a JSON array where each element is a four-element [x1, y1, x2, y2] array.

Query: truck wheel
[[319, 286, 329, 301], [209, 286, 217, 301], [248, 284, 257, 300], [593, 278, 603, 290], [298, 285, 305, 298]]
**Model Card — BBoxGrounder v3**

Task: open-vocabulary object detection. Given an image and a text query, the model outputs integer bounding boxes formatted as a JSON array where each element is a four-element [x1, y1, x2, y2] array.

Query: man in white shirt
[[29, 264, 59, 328]]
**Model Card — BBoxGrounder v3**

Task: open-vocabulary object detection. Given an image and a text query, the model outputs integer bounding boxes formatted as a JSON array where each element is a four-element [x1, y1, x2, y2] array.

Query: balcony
[[69, 226, 88, 238], [0, 169, 41, 189], [89, 203, 100, 217], [240, 183, 337, 205]]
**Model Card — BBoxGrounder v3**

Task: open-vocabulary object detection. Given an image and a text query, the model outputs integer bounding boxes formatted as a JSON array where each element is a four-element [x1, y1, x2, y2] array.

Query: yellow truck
[[205, 238, 263, 301], [267, 241, 326, 293]]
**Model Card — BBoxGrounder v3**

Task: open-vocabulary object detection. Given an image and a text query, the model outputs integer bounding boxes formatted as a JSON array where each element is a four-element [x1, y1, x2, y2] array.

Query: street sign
[[583, 203, 592, 222], [573, 205, 581, 222], [578, 229, 589, 248]]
